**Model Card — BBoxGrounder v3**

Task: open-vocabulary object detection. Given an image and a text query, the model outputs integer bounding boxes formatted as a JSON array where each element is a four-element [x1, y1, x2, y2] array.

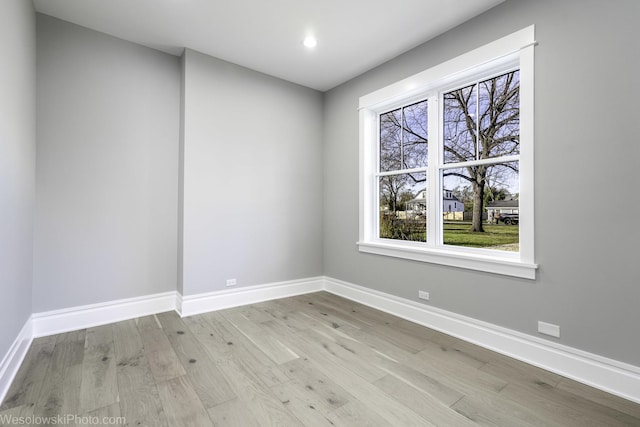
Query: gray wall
[[0, 0, 36, 357], [34, 15, 181, 312], [323, 0, 640, 366], [180, 50, 324, 296]]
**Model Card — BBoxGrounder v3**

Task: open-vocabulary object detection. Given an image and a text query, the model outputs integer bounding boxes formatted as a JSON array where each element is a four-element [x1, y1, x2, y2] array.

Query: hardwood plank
[[215, 357, 303, 425], [156, 375, 213, 427], [326, 400, 391, 427], [419, 339, 487, 370], [189, 311, 291, 390], [374, 357, 464, 407], [181, 313, 234, 363], [261, 296, 305, 315], [206, 398, 261, 427], [85, 402, 123, 427], [112, 319, 168, 427], [373, 374, 477, 427], [279, 358, 351, 412], [270, 381, 342, 426], [79, 325, 118, 413], [361, 322, 429, 353], [196, 311, 285, 377], [479, 357, 563, 392], [278, 309, 342, 335], [556, 377, 640, 420], [299, 349, 436, 426], [156, 311, 236, 408], [249, 300, 301, 327], [0, 335, 57, 410], [293, 326, 386, 383], [387, 316, 456, 343], [304, 292, 401, 327], [234, 303, 276, 324], [136, 314, 162, 331], [289, 294, 372, 330], [33, 330, 85, 419], [333, 322, 415, 364], [137, 315, 186, 383], [221, 309, 299, 365], [413, 329, 517, 366], [408, 348, 508, 396], [499, 382, 640, 427], [260, 321, 435, 426], [451, 393, 544, 427]]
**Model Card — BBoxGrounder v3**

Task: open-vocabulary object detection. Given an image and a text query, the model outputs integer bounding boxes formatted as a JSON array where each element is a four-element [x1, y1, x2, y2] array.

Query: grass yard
[[380, 215, 519, 251], [443, 222, 519, 249]]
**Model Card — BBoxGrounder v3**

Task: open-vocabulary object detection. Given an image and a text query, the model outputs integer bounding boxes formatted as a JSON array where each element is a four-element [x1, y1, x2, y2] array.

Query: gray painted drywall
[[33, 15, 180, 312], [323, 0, 640, 365], [180, 49, 323, 296], [0, 0, 36, 358]]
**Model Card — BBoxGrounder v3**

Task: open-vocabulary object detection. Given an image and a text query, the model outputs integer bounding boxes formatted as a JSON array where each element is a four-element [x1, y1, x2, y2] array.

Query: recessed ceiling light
[[303, 36, 317, 49]]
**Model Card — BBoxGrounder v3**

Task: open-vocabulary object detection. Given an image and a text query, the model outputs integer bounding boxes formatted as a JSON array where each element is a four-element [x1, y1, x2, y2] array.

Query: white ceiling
[[33, 0, 504, 91]]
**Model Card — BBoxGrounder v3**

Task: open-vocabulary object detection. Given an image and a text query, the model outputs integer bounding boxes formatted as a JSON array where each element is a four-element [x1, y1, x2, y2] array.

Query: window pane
[[479, 70, 520, 158], [402, 100, 428, 169], [443, 83, 477, 163], [380, 109, 402, 172], [379, 172, 426, 242], [442, 162, 519, 251]]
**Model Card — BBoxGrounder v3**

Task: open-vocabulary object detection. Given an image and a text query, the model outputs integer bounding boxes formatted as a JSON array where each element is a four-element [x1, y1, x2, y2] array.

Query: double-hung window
[[358, 26, 537, 279]]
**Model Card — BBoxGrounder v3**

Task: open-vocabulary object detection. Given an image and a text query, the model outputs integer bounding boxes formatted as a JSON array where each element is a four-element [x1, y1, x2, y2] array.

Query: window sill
[[356, 240, 537, 280]]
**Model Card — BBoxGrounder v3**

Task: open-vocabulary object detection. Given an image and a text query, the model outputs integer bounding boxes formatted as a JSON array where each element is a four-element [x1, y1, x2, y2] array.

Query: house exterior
[[486, 199, 519, 223], [406, 189, 464, 220]]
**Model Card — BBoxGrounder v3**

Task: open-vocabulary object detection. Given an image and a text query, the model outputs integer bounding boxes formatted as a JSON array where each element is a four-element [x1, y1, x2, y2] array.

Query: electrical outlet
[[538, 321, 560, 338], [418, 290, 430, 301], [225, 278, 237, 287]]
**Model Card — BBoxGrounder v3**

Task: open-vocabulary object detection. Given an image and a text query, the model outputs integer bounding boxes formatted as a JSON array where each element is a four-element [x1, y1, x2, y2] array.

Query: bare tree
[[379, 100, 427, 213], [443, 71, 520, 232], [379, 175, 407, 212], [378, 73, 518, 237]]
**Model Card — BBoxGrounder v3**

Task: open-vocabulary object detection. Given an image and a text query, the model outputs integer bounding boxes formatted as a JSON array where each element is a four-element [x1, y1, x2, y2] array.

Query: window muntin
[[375, 71, 521, 252], [379, 100, 428, 172], [443, 71, 520, 163], [377, 100, 428, 242], [358, 26, 536, 279], [440, 70, 520, 250]]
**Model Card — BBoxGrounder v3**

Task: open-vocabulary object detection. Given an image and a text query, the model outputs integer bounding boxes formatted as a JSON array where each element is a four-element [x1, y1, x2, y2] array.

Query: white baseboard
[[0, 317, 33, 405], [323, 276, 640, 405], [179, 277, 324, 317], [32, 291, 178, 338]]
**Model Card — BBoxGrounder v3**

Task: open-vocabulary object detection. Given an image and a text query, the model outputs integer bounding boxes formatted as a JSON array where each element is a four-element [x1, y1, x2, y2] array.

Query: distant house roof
[[487, 199, 519, 208], [409, 189, 461, 204]]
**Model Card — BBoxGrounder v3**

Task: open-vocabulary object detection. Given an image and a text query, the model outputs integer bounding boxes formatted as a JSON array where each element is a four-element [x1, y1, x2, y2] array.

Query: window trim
[[358, 26, 537, 279]]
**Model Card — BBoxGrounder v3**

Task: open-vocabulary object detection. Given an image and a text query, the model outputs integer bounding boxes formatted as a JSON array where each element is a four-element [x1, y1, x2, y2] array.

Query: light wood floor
[[2, 292, 639, 426]]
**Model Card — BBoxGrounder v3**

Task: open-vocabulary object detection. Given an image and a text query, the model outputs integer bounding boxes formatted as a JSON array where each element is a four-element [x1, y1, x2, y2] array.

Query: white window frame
[[358, 26, 537, 279]]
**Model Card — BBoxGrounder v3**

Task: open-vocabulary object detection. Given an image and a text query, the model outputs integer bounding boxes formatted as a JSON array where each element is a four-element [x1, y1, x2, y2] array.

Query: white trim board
[[323, 276, 640, 405], [31, 291, 178, 338], [0, 318, 33, 406], [178, 276, 325, 317]]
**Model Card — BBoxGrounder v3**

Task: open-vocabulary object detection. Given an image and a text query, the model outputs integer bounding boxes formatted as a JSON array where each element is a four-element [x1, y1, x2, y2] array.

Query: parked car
[[497, 213, 519, 225]]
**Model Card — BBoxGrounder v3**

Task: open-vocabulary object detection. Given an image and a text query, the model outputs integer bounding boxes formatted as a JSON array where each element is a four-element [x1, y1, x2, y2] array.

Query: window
[[358, 26, 537, 279]]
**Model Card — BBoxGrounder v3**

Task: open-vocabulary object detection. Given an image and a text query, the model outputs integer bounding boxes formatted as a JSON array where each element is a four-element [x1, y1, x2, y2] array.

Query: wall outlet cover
[[538, 321, 560, 338]]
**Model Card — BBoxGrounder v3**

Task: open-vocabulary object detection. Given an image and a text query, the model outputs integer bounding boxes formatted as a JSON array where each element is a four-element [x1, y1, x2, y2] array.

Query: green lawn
[[380, 216, 519, 250], [443, 222, 519, 249]]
